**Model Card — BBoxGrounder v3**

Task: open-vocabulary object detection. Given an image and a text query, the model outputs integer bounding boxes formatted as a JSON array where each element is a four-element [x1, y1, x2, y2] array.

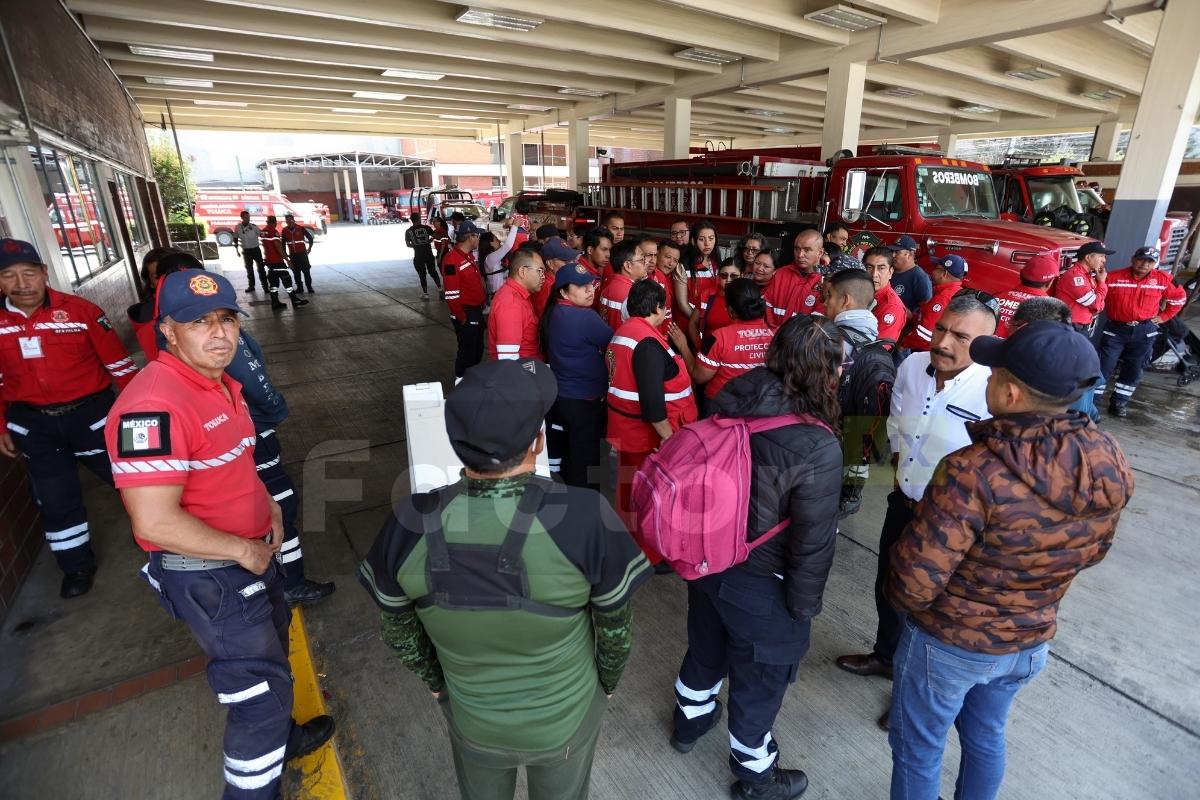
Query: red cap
[[1020, 252, 1059, 283]]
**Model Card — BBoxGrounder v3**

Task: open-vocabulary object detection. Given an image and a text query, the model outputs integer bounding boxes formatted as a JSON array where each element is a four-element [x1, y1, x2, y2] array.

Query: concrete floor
[[1, 223, 1198, 799]]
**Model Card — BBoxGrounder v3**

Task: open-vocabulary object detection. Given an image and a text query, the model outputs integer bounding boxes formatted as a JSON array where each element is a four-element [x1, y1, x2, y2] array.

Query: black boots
[[60, 567, 97, 599], [284, 715, 336, 762], [732, 768, 809, 800], [670, 700, 723, 753]]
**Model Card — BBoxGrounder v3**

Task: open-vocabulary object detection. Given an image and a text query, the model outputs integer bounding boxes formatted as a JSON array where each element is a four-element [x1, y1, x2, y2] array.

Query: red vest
[[699, 291, 733, 339], [606, 317, 697, 453], [648, 269, 675, 334], [697, 320, 774, 399], [599, 273, 635, 329], [687, 257, 719, 312]]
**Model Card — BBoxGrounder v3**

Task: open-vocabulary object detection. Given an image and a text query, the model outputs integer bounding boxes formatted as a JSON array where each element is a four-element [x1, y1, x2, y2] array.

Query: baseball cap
[[541, 236, 581, 264], [554, 260, 600, 290], [1132, 246, 1161, 262], [455, 220, 483, 241], [1019, 251, 1060, 283], [824, 252, 862, 276], [156, 270, 246, 322], [936, 254, 968, 279], [0, 238, 44, 270], [445, 358, 558, 467], [970, 320, 1100, 399], [887, 235, 919, 252], [535, 223, 559, 240], [1077, 241, 1115, 258]]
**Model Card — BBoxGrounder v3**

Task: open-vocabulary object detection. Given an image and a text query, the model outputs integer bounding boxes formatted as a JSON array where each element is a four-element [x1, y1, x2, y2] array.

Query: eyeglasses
[[953, 288, 1000, 316], [742, 245, 762, 253], [521, 265, 547, 276]]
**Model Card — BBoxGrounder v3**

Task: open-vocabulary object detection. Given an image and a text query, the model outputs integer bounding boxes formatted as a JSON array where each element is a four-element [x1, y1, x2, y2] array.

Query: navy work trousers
[[288, 253, 313, 293], [453, 305, 486, 378], [6, 390, 114, 573], [1098, 319, 1157, 409], [253, 430, 305, 589], [673, 566, 812, 784], [145, 555, 293, 800]]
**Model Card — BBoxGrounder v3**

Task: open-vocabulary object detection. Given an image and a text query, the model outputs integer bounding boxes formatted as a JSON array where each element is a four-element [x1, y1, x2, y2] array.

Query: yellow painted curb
[[288, 609, 350, 799]]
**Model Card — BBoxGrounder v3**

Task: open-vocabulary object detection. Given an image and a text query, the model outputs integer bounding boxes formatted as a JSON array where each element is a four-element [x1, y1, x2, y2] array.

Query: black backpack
[[838, 328, 897, 468]]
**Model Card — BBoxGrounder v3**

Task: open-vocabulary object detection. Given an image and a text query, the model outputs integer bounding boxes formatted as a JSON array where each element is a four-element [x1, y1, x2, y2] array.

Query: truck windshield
[[1028, 176, 1083, 214], [915, 167, 998, 219]]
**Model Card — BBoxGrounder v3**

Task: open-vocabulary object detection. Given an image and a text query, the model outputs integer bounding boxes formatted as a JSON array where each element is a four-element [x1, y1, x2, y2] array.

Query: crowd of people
[[0, 202, 1178, 798]]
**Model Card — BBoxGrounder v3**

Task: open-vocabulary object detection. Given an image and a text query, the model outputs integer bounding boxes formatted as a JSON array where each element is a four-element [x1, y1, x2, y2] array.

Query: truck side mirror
[[491, 207, 502, 222], [842, 169, 867, 223]]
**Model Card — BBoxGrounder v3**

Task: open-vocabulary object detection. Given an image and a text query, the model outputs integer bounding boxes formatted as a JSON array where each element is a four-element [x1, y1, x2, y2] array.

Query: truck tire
[[215, 230, 235, 247]]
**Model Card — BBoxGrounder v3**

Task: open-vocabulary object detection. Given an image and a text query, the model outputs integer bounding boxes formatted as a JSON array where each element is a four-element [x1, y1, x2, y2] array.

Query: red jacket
[[872, 283, 906, 343], [994, 285, 1048, 337], [0, 289, 137, 423], [648, 269, 676, 335], [771, 266, 825, 322], [280, 224, 313, 255], [686, 258, 719, 314], [443, 245, 485, 322], [1103, 267, 1187, 324], [697, 319, 773, 399], [260, 225, 287, 264], [699, 291, 734, 340], [599, 273, 635, 329], [1053, 262, 1107, 326], [606, 317, 697, 453], [902, 280, 962, 351], [487, 278, 540, 361]]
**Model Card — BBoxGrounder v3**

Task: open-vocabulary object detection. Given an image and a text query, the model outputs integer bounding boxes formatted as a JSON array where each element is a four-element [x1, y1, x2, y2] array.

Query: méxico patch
[[118, 412, 172, 457]]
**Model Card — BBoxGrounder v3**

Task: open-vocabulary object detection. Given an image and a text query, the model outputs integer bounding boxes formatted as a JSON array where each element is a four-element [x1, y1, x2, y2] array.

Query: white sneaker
[[422, 292, 430, 300]]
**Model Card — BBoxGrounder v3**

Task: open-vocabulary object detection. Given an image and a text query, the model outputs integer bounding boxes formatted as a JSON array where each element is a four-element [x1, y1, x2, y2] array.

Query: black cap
[[535, 223, 559, 240], [970, 320, 1100, 399], [1077, 241, 1115, 258], [445, 359, 558, 467]]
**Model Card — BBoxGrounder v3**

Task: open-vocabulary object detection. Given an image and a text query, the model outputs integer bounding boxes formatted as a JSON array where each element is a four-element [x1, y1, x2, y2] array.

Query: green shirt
[[360, 473, 649, 751]]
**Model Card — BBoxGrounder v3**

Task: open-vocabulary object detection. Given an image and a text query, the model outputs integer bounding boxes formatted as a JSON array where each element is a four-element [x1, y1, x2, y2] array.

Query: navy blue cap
[[554, 260, 599, 290], [446, 358, 557, 467], [542, 236, 581, 264], [970, 320, 1100, 398], [0, 238, 44, 270], [936, 253, 968, 278], [1132, 246, 1160, 262], [1077, 241, 1115, 257], [455, 220, 483, 241], [156, 270, 246, 323], [887, 234, 919, 252]]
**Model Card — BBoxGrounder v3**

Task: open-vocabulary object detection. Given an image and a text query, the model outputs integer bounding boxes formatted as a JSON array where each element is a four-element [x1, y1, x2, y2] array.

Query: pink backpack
[[630, 413, 832, 580]]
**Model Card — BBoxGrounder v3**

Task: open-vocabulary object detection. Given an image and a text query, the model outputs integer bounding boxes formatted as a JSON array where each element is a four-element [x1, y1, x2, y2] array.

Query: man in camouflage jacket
[[885, 321, 1133, 800]]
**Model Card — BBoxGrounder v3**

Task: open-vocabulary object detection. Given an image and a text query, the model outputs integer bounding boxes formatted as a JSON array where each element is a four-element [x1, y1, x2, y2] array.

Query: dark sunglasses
[[953, 288, 1000, 317]]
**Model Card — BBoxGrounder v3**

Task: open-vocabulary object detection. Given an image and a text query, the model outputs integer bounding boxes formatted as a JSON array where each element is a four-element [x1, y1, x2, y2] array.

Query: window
[[913, 166, 998, 219], [115, 172, 148, 246], [863, 171, 903, 221], [31, 147, 121, 284], [523, 143, 540, 166], [522, 144, 567, 167]]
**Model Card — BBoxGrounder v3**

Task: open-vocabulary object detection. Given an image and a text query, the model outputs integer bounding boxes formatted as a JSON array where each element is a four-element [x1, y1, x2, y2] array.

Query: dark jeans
[[551, 396, 606, 490], [453, 305, 486, 377], [241, 247, 267, 289], [414, 249, 440, 292], [146, 556, 293, 799], [6, 391, 115, 573], [673, 567, 812, 783], [253, 430, 304, 589], [874, 490, 914, 662], [289, 252, 313, 292], [1097, 319, 1156, 409]]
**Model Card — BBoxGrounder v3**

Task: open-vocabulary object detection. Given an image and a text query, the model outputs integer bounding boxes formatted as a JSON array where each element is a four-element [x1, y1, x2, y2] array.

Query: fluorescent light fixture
[[456, 7, 543, 32], [674, 47, 740, 65], [742, 108, 785, 117], [1004, 65, 1061, 81], [331, 107, 378, 114], [380, 68, 445, 80], [762, 126, 797, 135], [803, 4, 887, 31], [145, 76, 213, 88], [1081, 88, 1126, 101], [352, 91, 409, 101], [129, 46, 213, 62], [958, 104, 998, 114], [629, 127, 660, 132], [507, 103, 553, 111], [877, 87, 922, 98], [557, 87, 607, 97], [438, 114, 479, 120], [192, 99, 247, 107]]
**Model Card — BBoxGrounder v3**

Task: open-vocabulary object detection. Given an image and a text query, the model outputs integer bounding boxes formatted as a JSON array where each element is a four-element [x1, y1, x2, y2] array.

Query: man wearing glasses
[[599, 239, 651, 329], [488, 250, 546, 361], [669, 220, 690, 249]]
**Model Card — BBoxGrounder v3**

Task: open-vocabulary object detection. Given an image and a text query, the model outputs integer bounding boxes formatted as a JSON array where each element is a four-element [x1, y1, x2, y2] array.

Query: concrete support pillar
[[937, 131, 959, 157], [332, 172, 342, 221], [821, 60, 866, 160], [568, 119, 590, 191], [1090, 120, 1121, 162], [664, 96, 691, 160], [341, 169, 353, 222], [1107, 0, 1200, 263], [355, 161, 368, 226], [505, 132, 523, 194], [269, 163, 281, 192]]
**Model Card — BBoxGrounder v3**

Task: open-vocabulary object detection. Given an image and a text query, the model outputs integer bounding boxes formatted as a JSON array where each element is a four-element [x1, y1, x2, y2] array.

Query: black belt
[[19, 389, 108, 417], [1111, 319, 1154, 327]]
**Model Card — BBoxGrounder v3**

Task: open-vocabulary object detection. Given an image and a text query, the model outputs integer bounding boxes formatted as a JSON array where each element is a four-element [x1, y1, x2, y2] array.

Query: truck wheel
[[215, 230, 235, 247]]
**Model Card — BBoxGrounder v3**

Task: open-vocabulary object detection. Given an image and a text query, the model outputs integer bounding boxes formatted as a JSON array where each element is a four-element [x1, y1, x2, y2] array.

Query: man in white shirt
[[834, 294, 996, 728], [232, 210, 268, 293]]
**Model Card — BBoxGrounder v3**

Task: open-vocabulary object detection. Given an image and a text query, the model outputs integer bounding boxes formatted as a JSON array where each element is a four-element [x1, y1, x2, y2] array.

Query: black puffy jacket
[[713, 368, 843, 619]]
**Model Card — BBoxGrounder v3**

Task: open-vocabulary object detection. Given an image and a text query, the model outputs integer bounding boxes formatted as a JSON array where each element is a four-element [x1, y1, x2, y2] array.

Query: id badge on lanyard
[[19, 336, 44, 359]]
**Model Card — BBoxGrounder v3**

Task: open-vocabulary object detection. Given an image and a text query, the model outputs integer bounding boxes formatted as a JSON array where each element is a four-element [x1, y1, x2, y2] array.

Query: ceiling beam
[[141, 110, 486, 139], [990, 30, 1149, 95], [1099, 9, 1160, 54], [640, 0, 849, 44], [867, 62, 1060, 117], [851, 0, 941, 25]]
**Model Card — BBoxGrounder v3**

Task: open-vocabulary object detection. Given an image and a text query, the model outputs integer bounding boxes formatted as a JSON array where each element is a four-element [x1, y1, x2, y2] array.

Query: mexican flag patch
[[118, 412, 171, 457]]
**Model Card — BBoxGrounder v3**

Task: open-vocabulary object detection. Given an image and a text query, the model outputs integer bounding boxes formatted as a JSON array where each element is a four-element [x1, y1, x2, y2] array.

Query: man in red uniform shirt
[[105, 270, 332, 799], [771, 229, 825, 325], [1053, 241, 1112, 332], [599, 239, 651, 329], [488, 250, 545, 361], [0, 239, 138, 597], [443, 220, 487, 377], [994, 252, 1058, 337], [1096, 246, 1187, 417], [863, 247, 905, 344], [280, 213, 315, 294], [260, 215, 308, 310], [902, 254, 966, 351]]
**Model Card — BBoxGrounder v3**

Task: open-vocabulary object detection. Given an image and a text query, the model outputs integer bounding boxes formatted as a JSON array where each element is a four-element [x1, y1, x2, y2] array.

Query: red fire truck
[[574, 146, 1096, 295], [195, 190, 325, 247]]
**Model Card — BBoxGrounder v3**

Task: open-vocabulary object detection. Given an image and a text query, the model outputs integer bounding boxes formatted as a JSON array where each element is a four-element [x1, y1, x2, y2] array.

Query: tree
[[149, 139, 194, 213]]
